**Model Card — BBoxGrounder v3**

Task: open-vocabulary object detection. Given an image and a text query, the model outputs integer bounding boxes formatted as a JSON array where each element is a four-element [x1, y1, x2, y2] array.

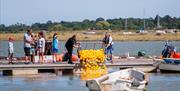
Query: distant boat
[[86, 68, 147, 91], [158, 58, 180, 72], [155, 30, 166, 35], [83, 31, 96, 35], [136, 29, 148, 34], [122, 32, 134, 35]]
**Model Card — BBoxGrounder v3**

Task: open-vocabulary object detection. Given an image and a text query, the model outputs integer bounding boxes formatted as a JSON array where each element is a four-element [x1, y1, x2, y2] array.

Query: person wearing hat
[[52, 33, 59, 63], [8, 37, 14, 64]]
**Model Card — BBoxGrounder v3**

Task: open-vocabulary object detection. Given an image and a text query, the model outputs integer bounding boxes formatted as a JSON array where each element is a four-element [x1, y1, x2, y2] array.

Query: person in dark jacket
[[65, 35, 79, 64]]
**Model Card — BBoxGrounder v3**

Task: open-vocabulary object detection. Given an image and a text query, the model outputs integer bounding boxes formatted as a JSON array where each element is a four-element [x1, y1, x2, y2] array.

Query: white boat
[[159, 62, 180, 72], [86, 68, 147, 91], [83, 31, 96, 34]]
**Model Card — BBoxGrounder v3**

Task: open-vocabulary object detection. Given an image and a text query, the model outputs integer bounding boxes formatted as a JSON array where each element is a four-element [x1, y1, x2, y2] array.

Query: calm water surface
[[0, 41, 180, 57], [0, 41, 180, 91], [0, 72, 180, 91]]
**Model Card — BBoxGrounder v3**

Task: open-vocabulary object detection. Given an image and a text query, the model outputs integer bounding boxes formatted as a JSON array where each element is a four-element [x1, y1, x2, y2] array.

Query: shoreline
[[0, 31, 180, 41]]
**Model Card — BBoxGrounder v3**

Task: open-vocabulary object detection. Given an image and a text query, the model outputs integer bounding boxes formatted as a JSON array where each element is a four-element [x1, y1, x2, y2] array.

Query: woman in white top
[[8, 37, 14, 64], [37, 32, 45, 63]]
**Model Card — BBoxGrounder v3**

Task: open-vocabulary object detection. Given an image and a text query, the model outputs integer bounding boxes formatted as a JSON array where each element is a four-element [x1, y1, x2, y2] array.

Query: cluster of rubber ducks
[[79, 49, 107, 80], [79, 49, 105, 63]]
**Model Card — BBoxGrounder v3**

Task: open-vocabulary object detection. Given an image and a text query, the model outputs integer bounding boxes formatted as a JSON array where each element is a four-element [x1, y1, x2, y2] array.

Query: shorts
[[24, 47, 31, 56], [30, 48, 35, 55], [52, 48, 59, 53], [105, 45, 113, 55]]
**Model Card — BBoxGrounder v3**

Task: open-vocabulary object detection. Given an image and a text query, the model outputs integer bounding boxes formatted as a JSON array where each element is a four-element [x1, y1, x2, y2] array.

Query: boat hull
[[86, 69, 147, 91], [159, 63, 180, 72]]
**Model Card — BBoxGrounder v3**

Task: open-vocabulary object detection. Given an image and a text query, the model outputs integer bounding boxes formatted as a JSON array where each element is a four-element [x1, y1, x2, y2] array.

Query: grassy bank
[[0, 30, 180, 41]]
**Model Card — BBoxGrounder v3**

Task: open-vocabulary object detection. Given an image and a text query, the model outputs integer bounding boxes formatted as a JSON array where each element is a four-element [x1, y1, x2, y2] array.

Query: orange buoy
[[170, 52, 180, 58], [174, 53, 180, 58], [56, 54, 64, 62], [56, 53, 79, 62], [72, 54, 78, 62]]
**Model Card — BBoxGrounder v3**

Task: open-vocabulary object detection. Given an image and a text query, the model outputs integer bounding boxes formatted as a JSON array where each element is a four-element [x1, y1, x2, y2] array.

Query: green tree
[[95, 21, 110, 30], [0, 24, 6, 32], [49, 24, 66, 31], [96, 17, 105, 22]]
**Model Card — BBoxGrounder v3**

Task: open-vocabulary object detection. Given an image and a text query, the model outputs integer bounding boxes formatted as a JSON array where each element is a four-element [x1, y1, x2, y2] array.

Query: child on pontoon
[[52, 33, 59, 63], [37, 32, 45, 63], [8, 37, 14, 64]]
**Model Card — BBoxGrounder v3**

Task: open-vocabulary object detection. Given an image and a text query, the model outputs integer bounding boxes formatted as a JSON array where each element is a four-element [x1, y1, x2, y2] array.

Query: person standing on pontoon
[[8, 37, 14, 64], [65, 35, 79, 64], [102, 32, 114, 62], [37, 32, 46, 63], [24, 29, 33, 64], [52, 33, 59, 63]]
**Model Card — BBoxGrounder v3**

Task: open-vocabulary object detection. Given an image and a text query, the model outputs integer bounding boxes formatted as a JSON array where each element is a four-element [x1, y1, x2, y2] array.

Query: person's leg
[[52, 48, 55, 62], [27, 48, 31, 63], [54, 53, 57, 63], [32, 49, 35, 63], [30, 48, 35, 63], [106, 47, 110, 60], [8, 53, 10, 63], [109, 45, 114, 63], [8, 53, 13, 64], [42, 53, 44, 63], [52, 48, 58, 63], [67, 49, 73, 64], [38, 52, 41, 63], [105, 47, 108, 55], [105, 47, 108, 61], [24, 47, 29, 63], [53, 53, 55, 62], [39, 53, 42, 63]]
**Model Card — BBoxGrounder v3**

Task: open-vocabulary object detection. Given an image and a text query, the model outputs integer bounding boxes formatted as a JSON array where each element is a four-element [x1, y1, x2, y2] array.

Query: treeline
[[0, 15, 180, 33]]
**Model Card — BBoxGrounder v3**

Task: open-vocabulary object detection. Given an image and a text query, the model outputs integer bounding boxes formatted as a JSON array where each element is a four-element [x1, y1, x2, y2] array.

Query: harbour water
[[0, 72, 180, 91], [0, 41, 180, 91], [0, 41, 180, 57]]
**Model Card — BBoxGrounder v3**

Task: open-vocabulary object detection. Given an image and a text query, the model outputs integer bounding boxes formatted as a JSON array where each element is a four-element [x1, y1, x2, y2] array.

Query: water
[[148, 73, 180, 91], [0, 74, 88, 91], [0, 41, 180, 91], [0, 72, 180, 91], [0, 41, 180, 57]]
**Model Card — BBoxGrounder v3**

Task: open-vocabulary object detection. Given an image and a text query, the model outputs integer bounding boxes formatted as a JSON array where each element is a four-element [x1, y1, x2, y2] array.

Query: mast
[[143, 8, 146, 30], [125, 18, 127, 32], [157, 14, 161, 29]]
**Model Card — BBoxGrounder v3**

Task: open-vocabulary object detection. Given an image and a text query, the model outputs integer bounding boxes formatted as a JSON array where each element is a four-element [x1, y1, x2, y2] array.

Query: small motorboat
[[159, 58, 180, 72], [86, 68, 147, 91]]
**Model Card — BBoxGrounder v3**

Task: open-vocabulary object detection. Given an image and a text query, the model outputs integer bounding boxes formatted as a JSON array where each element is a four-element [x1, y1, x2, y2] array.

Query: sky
[[0, 0, 180, 25]]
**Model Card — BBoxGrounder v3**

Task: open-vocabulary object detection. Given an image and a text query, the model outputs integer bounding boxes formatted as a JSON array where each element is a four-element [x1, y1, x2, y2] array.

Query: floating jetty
[[0, 58, 157, 76]]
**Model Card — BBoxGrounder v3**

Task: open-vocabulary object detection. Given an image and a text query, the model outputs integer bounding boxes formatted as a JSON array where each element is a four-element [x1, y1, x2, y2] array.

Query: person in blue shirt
[[52, 33, 59, 63]]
